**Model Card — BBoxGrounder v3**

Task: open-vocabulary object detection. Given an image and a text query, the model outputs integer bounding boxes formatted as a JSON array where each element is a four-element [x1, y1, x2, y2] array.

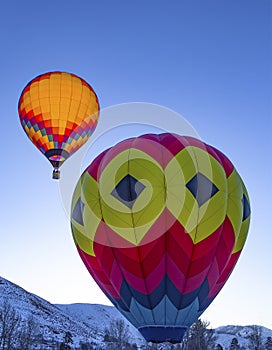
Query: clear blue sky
[[0, 0, 271, 329]]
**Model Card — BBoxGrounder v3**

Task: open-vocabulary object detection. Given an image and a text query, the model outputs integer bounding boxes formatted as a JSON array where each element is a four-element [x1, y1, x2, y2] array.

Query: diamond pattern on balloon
[[72, 198, 85, 225], [186, 173, 219, 206], [242, 194, 250, 221], [111, 174, 146, 209]]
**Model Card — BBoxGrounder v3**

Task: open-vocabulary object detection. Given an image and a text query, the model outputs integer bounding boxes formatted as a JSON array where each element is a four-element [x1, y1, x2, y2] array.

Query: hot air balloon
[[18, 71, 99, 179], [70, 133, 250, 343]]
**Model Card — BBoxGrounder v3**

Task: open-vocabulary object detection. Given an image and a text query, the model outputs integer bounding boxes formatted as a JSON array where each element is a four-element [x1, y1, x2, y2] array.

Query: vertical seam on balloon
[[129, 136, 157, 326], [72, 76, 84, 138], [159, 133, 168, 326], [172, 136, 200, 326], [66, 76, 82, 154], [207, 183, 246, 298], [196, 153, 237, 302], [174, 141, 210, 326], [85, 83, 97, 140], [91, 158, 142, 327], [64, 73, 73, 152], [195, 220, 228, 306], [58, 72, 62, 149], [181, 145, 231, 326], [37, 74, 43, 151], [48, 73, 52, 149], [94, 140, 147, 328], [79, 84, 92, 148], [29, 78, 37, 148], [79, 81, 90, 126]]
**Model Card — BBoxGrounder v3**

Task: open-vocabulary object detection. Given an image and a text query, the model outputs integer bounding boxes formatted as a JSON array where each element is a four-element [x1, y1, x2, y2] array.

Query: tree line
[[1, 299, 272, 349]]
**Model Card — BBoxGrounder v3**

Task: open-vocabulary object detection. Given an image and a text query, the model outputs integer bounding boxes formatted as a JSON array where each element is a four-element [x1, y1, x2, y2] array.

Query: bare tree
[[17, 314, 39, 349], [181, 319, 216, 350], [248, 325, 264, 350], [104, 319, 130, 349], [59, 331, 73, 349], [0, 299, 21, 350]]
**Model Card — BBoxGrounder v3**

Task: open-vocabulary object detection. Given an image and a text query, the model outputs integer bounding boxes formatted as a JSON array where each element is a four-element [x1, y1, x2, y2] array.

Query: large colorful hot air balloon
[[70, 133, 250, 343], [18, 71, 99, 179]]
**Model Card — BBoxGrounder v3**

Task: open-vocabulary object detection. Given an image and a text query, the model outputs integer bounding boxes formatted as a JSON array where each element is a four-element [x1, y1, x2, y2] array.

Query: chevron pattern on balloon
[[70, 132, 250, 342]]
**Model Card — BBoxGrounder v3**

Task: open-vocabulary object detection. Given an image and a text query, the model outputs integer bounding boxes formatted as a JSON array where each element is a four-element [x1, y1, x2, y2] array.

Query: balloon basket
[[138, 325, 188, 343], [52, 169, 60, 180]]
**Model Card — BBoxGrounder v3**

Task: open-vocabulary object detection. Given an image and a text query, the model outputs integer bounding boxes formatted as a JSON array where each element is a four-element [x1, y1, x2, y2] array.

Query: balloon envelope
[[71, 133, 250, 343], [18, 71, 99, 178]]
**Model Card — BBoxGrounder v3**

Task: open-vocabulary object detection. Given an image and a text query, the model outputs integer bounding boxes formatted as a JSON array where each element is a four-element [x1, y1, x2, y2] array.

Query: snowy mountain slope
[[215, 324, 272, 349], [56, 303, 144, 344], [0, 276, 145, 348], [0, 276, 102, 347], [0, 275, 271, 349]]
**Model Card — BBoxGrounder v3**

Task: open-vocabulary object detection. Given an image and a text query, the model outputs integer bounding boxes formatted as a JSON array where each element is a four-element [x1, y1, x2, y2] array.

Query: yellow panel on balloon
[[39, 79, 50, 98]]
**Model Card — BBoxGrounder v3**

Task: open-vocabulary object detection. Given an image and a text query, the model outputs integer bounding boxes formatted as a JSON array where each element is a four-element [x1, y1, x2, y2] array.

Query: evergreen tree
[[216, 344, 224, 350], [229, 337, 240, 350]]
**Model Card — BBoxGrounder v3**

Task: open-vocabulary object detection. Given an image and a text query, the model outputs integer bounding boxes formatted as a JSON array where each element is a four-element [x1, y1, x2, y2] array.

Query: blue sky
[[0, 0, 271, 329]]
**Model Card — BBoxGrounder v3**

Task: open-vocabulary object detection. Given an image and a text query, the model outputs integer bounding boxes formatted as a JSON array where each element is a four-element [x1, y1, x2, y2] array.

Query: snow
[[56, 303, 145, 345]]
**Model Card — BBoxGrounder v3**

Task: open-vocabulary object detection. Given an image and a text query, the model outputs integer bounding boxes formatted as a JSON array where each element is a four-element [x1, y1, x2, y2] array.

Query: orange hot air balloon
[[18, 71, 100, 179]]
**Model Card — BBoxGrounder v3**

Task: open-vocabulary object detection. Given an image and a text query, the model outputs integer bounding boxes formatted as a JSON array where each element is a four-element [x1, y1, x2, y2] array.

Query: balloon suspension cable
[[52, 168, 60, 180]]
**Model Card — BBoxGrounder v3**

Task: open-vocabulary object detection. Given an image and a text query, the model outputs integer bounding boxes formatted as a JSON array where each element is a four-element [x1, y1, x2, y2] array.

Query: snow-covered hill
[[214, 324, 272, 349], [0, 276, 271, 349], [0, 276, 144, 349], [56, 303, 144, 345], [0, 276, 100, 348]]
